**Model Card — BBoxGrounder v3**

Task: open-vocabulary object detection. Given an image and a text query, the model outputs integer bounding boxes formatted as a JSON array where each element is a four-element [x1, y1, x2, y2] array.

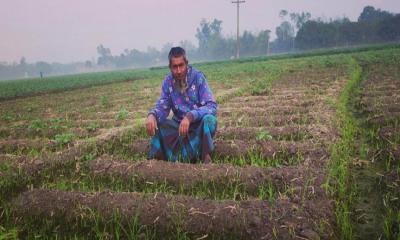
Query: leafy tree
[[179, 40, 197, 58], [290, 12, 312, 32], [378, 14, 400, 41], [358, 6, 393, 22], [274, 21, 295, 52], [195, 19, 224, 59], [279, 10, 288, 19], [96, 44, 114, 66]]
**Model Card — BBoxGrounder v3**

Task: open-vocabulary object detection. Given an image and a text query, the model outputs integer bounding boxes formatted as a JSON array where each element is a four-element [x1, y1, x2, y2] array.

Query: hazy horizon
[[1, 0, 400, 64]]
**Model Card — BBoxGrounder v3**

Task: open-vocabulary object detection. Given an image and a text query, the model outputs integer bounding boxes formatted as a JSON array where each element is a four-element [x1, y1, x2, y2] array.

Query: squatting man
[[146, 47, 218, 163]]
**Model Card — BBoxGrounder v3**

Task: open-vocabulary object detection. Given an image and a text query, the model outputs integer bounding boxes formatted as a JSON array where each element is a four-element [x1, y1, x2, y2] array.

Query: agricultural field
[[0, 45, 399, 239], [350, 51, 400, 239]]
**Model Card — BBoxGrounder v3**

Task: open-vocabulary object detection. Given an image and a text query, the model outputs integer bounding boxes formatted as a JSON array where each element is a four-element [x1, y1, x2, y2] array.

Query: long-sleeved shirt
[[148, 65, 218, 124]]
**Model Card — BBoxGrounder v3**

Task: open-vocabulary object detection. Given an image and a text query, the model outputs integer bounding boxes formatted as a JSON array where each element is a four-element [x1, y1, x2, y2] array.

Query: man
[[146, 47, 218, 163]]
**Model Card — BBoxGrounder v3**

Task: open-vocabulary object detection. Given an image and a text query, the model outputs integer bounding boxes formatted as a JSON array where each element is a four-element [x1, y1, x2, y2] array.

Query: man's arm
[[186, 73, 217, 122], [148, 79, 172, 124]]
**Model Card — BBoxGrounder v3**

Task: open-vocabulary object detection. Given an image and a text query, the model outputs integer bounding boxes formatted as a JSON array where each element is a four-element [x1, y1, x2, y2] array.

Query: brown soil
[[0, 127, 41, 139], [367, 113, 400, 125], [1, 142, 93, 180], [362, 105, 400, 114], [98, 139, 150, 156], [94, 125, 140, 147], [384, 169, 400, 190], [12, 189, 335, 239], [111, 138, 319, 161], [222, 99, 317, 109], [362, 85, 399, 92], [218, 106, 309, 117], [214, 139, 319, 160], [0, 139, 58, 153], [379, 127, 400, 141], [87, 110, 145, 119], [216, 126, 311, 141], [222, 114, 313, 127], [235, 95, 322, 103], [0, 126, 95, 140], [124, 139, 150, 155], [391, 145, 400, 162], [89, 155, 326, 199], [362, 94, 400, 101], [360, 90, 400, 98], [359, 97, 400, 108]]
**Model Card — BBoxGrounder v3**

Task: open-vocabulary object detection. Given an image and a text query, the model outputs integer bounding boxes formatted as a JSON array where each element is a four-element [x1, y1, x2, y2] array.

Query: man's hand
[[146, 114, 158, 136], [179, 117, 190, 137]]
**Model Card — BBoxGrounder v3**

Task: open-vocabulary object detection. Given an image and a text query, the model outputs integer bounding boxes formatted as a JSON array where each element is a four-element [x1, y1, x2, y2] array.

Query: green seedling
[[54, 133, 75, 146], [28, 119, 47, 132], [86, 122, 100, 132], [116, 107, 129, 121], [256, 129, 273, 141]]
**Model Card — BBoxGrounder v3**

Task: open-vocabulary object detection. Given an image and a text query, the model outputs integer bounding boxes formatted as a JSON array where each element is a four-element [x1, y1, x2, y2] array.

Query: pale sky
[[1, 0, 399, 63]]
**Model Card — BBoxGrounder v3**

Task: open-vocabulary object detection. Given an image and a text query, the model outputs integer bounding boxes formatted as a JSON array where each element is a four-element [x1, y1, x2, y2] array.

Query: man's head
[[168, 47, 188, 82]]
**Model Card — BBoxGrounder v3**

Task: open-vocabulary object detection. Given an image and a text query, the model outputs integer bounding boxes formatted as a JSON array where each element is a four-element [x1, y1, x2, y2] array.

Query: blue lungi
[[148, 115, 217, 163]]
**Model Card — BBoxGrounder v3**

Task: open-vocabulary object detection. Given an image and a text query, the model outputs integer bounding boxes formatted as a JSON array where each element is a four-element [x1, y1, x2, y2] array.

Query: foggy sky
[[1, 0, 400, 63]]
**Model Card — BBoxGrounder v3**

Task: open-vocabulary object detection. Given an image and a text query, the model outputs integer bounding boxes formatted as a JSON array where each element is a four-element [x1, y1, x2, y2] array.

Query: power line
[[232, 0, 245, 59]]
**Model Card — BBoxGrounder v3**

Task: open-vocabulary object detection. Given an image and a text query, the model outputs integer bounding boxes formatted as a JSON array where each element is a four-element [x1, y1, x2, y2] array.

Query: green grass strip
[[326, 56, 362, 240], [0, 68, 163, 100]]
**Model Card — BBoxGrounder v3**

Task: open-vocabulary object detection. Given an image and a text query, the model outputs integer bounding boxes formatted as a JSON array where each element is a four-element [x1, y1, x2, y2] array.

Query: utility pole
[[232, 0, 245, 59]]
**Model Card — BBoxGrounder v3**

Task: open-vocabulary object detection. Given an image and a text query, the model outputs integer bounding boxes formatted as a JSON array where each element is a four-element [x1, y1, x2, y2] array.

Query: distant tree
[[273, 21, 295, 52], [96, 44, 113, 66], [378, 14, 400, 41], [19, 57, 27, 66], [179, 40, 197, 59], [195, 19, 224, 59], [276, 21, 295, 42], [279, 10, 288, 19], [146, 46, 161, 65], [273, 10, 307, 52], [358, 6, 393, 23], [338, 20, 363, 45], [196, 19, 212, 54], [290, 12, 312, 33], [295, 20, 338, 49], [240, 31, 257, 57], [85, 60, 92, 68], [161, 42, 174, 55]]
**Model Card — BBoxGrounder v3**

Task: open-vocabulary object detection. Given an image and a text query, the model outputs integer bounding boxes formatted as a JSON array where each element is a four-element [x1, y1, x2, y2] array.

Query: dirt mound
[[222, 114, 314, 127], [88, 155, 327, 199], [214, 139, 319, 160], [12, 189, 335, 239], [218, 106, 309, 117], [216, 126, 311, 141]]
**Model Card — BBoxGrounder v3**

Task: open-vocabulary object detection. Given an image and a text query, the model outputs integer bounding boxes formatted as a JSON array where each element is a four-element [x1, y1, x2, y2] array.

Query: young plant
[[116, 107, 129, 121], [54, 133, 75, 147], [28, 119, 47, 132], [86, 122, 100, 132], [256, 129, 273, 141]]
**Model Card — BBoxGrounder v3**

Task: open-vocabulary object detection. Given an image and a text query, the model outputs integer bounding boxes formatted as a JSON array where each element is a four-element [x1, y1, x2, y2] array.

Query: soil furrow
[[88, 155, 326, 199], [216, 126, 312, 141], [12, 189, 334, 239]]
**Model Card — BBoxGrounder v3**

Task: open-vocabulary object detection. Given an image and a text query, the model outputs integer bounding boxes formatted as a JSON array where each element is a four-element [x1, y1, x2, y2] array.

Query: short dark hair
[[168, 47, 188, 64]]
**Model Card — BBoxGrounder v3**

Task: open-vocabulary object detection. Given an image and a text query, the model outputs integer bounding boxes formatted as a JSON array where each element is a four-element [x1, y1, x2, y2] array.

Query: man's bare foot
[[203, 154, 212, 164]]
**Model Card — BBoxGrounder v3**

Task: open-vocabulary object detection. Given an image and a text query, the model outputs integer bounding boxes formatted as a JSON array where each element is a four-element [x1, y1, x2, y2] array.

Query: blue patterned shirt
[[149, 65, 218, 124]]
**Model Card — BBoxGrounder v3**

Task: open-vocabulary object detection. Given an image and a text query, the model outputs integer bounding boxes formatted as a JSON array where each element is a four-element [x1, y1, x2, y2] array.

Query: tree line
[[1, 6, 399, 80]]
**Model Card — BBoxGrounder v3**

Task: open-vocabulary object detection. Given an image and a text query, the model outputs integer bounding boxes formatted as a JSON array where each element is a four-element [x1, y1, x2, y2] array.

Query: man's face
[[169, 56, 187, 81]]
